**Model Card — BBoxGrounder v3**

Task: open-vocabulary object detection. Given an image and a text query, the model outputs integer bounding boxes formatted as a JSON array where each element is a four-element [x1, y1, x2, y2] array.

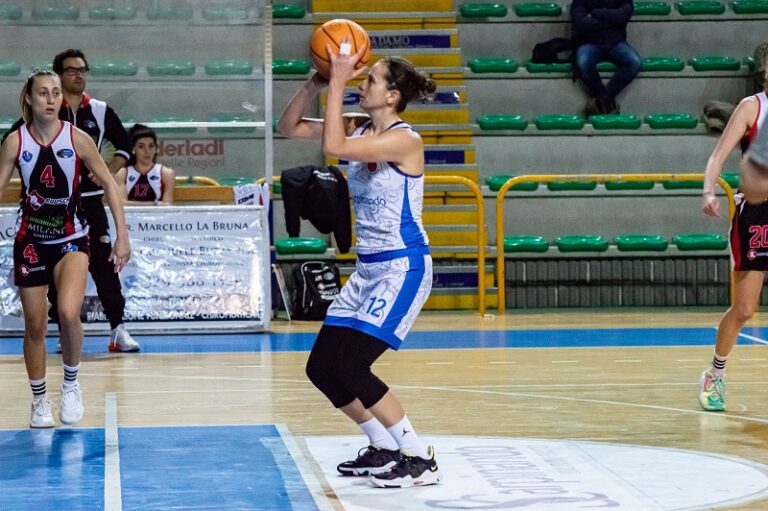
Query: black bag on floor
[[292, 261, 341, 320]]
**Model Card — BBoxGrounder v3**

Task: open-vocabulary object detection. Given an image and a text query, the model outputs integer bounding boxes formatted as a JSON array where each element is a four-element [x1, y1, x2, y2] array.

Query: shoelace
[[33, 399, 51, 417], [61, 385, 81, 405], [711, 377, 726, 399]]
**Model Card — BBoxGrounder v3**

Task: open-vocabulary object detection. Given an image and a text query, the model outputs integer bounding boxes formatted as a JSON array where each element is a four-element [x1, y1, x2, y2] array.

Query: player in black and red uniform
[[5, 49, 140, 352], [114, 124, 176, 205], [698, 54, 768, 411], [0, 69, 130, 428]]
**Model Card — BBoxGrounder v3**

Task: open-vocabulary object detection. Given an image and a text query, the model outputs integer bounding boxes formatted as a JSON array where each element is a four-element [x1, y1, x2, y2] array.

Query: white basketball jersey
[[747, 91, 768, 146], [346, 120, 429, 255]]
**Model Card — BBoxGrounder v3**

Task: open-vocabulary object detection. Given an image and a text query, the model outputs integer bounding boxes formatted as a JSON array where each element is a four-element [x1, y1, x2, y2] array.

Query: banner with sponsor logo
[[0, 205, 270, 334]]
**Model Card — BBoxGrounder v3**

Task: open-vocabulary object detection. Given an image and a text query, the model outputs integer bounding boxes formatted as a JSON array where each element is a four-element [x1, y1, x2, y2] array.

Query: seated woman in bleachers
[[115, 124, 175, 205]]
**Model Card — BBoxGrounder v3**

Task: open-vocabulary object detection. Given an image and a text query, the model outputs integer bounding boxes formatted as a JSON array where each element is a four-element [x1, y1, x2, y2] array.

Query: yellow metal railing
[[263, 174, 488, 315], [494, 173, 736, 313]]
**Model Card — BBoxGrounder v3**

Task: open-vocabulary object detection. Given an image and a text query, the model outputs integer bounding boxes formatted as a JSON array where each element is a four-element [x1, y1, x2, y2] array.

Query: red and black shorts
[[13, 236, 90, 288], [730, 195, 768, 271]]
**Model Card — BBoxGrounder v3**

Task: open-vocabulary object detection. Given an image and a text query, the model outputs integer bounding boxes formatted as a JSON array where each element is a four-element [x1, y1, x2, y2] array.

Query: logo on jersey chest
[[56, 148, 74, 158], [21, 151, 33, 162], [84, 120, 97, 129]]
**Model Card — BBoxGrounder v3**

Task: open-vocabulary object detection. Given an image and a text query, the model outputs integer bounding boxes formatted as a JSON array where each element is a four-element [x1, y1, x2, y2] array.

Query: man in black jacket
[[5, 49, 140, 352], [571, 0, 641, 115]]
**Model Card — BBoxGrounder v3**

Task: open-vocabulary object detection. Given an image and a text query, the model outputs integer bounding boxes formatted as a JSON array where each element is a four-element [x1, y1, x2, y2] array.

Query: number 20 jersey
[[15, 121, 87, 243]]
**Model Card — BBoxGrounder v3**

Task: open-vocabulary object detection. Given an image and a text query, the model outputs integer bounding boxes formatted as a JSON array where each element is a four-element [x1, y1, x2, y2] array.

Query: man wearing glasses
[[6, 49, 140, 352]]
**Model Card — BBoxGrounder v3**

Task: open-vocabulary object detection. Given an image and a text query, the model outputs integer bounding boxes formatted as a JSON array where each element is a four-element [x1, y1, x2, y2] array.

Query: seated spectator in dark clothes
[[571, 0, 642, 115]]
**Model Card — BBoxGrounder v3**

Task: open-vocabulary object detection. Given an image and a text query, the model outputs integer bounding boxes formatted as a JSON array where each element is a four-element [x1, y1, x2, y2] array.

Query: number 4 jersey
[[14, 121, 87, 243]]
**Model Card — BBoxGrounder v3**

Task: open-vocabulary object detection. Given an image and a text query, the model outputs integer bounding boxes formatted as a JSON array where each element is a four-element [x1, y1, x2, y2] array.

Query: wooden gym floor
[[2, 309, 768, 510]]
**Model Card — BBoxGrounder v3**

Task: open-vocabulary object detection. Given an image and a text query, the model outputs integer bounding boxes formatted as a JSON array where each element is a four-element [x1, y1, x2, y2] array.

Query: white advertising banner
[[0, 205, 271, 334]]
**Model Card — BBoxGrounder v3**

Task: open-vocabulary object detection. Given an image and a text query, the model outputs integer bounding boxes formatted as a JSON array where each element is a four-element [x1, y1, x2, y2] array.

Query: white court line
[[275, 424, 335, 511], [391, 384, 768, 425], [738, 332, 768, 345], [104, 393, 122, 511]]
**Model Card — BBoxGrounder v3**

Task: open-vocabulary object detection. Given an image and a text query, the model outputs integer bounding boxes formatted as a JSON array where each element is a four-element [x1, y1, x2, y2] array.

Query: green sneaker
[[698, 368, 726, 411]]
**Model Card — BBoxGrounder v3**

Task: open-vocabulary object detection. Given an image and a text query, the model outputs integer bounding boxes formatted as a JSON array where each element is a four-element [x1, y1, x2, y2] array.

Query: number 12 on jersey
[[366, 297, 387, 318]]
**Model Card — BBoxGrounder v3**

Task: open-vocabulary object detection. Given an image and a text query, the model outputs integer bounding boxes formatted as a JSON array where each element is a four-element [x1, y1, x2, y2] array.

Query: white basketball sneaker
[[60, 382, 84, 425], [30, 396, 54, 429], [108, 324, 141, 352]]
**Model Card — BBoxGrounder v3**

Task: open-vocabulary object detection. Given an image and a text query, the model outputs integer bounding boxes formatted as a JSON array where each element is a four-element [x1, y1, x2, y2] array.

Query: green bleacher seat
[[468, 57, 519, 73], [547, 181, 598, 191], [205, 59, 253, 76], [514, 2, 563, 16], [504, 235, 549, 252], [89, 5, 137, 20], [634, 1, 673, 14], [525, 60, 572, 73], [731, 0, 768, 11], [218, 176, 256, 186], [273, 181, 282, 194], [485, 175, 538, 191], [207, 115, 256, 134], [147, 61, 195, 76], [589, 114, 642, 130], [720, 172, 739, 189], [604, 180, 656, 190], [151, 116, 197, 134], [147, 1, 194, 20], [689, 56, 741, 71], [0, 4, 23, 19], [676, 0, 726, 13], [459, 3, 509, 17], [535, 114, 585, 130], [275, 237, 328, 255], [0, 61, 21, 77], [596, 62, 617, 72], [642, 57, 685, 72], [645, 113, 699, 129], [615, 234, 669, 251], [555, 235, 609, 252], [477, 114, 528, 131], [273, 59, 311, 75], [273, 4, 306, 18], [673, 233, 728, 250], [32, 5, 80, 20], [662, 179, 702, 189], [202, 4, 249, 20], [746, 56, 755, 70], [90, 61, 138, 76], [0, 117, 16, 135]]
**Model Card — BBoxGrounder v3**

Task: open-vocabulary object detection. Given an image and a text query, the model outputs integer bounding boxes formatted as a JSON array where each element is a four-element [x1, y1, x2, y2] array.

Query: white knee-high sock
[[359, 417, 398, 450], [386, 416, 428, 458]]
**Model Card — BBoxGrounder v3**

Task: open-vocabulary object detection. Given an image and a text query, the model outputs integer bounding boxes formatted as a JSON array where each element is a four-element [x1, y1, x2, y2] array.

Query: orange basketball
[[309, 19, 372, 79]]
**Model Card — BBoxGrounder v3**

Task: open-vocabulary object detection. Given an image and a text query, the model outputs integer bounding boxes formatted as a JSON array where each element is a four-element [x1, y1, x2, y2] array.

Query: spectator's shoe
[[60, 382, 84, 425], [370, 446, 441, 488], [585, 98, 601, 116], [108, 324, 141, 352], [337, 446, 402, 476], [30, 396, 54, 429], [699, 368, 726, 411]]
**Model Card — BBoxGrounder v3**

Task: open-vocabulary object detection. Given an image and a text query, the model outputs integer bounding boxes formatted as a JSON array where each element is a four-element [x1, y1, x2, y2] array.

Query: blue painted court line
[[0, 327, 767, 355], [0, 425, 319, 511], [119, 425, 318, 511], [0, 428, 105, 510]]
